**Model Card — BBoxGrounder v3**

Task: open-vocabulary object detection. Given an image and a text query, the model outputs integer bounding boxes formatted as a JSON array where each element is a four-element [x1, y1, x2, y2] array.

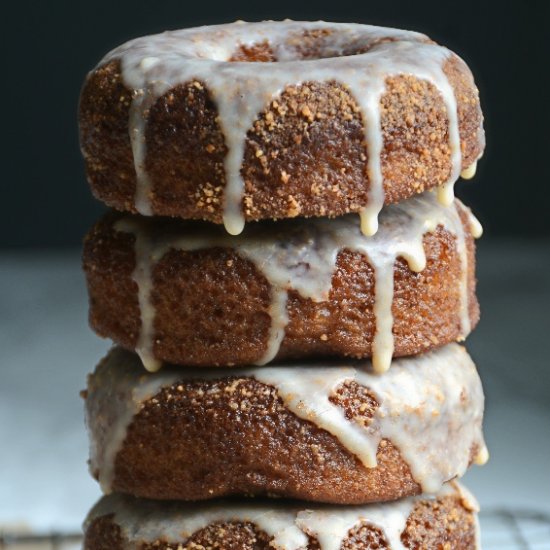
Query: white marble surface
[[0, 240, 549, 533]]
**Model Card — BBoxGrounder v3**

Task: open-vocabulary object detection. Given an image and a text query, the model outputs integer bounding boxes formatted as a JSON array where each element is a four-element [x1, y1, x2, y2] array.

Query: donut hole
[[229, 40, 277, 62], [229, 30, 393, 63]]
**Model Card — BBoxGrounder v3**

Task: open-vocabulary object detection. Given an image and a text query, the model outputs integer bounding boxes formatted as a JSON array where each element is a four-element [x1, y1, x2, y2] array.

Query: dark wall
[[4, 0, 548, 247]]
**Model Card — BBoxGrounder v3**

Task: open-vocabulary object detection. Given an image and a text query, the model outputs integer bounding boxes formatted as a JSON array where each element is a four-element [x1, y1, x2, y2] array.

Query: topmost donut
[[79, 21, 484, 235]]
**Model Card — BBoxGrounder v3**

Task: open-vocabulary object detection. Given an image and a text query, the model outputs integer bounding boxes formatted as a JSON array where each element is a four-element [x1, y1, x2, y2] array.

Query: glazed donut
[[83, 482, 480, 549], [84, 344, 487, 503], [83, 193, 481, 372], [79, 21, 484, 236]]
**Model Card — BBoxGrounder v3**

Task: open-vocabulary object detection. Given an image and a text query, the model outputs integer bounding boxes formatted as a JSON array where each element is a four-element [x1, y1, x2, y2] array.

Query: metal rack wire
[[1, 509, 549, 549]]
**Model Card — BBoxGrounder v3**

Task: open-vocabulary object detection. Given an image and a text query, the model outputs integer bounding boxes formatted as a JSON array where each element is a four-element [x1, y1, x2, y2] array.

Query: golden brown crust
[[83, 494, 478, 549], [401, 493, 478, 549], [89, 374, 479, 503], [82, 209, 479, 367], [79, 53, 483, 223]]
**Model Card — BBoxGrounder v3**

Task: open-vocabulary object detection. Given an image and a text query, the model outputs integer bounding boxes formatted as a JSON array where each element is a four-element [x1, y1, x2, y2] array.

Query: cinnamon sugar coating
[[79, 47, 483, 223], [82, 208, 478, 367]]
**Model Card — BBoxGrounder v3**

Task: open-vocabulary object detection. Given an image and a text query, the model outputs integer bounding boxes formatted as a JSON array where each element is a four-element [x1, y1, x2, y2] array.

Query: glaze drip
[[461, 160, 478, 180], [128, 228, 162, 372], [115, 192, 479, 372], [99, 21, 474, 234], [434, 72, 462, 208], [86, 344, 487, 495]]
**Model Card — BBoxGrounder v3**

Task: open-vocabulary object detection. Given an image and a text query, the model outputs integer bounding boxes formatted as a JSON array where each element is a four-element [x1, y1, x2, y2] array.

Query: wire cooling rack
[[1, 509, 549, 549]]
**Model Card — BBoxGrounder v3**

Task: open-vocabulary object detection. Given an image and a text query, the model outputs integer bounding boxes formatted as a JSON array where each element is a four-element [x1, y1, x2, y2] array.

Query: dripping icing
[[129, 229, 162, 372], [115, 192, 474, 372], [99, 21, 467, 235], [86, 344, 487, 495], [467, 206, 483, 238], [461, 160, 477, 180], [128, 90, 154, 216], [257, 288, 289, 365], [434, 70, 462, 208]]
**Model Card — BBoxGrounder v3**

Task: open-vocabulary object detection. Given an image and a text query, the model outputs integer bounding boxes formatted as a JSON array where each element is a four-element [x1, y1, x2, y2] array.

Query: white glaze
[[128, 90, 154, 216], [461, 160, 478, 180], [85, 350, 165, 492], [86, 344, 487, 496], [127, 227, 162, 372], [84, 481, 479, 550], [115, 192, 480, 372], [466, 206, 484, 239], [260, 288, 290, 365], [98, 20, 478, 234], [453, 202, 471, 339], [434, 72, 462, 208]]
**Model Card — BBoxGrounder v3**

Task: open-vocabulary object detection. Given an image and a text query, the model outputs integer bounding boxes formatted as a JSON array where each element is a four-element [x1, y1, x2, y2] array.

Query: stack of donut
[[78, 21, 488, 549]]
